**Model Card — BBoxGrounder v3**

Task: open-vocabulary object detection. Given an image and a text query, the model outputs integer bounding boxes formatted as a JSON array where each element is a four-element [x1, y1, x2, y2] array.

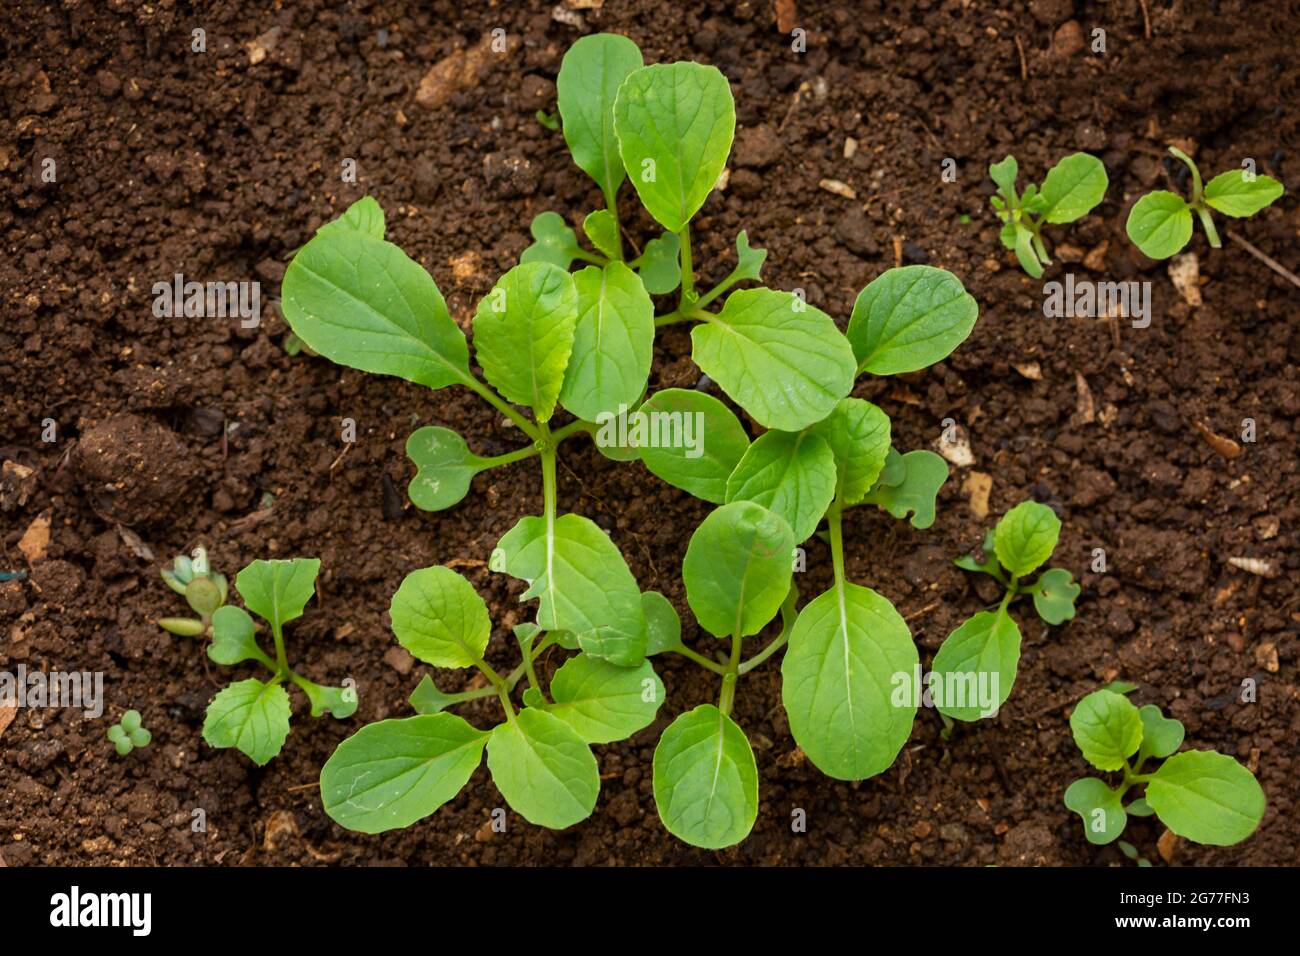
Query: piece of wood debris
[[1074, 372, 1095, 424], [964, 471, 993, 518], [1168, 252, 1202, 307], [1193, 420, 1241, 459], [818, 178, 856, 199]]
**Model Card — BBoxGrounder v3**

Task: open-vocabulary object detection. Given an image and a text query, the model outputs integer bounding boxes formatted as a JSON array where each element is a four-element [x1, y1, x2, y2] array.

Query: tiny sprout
[[157, 547, 229, 637], [107, 710, 152, 756], [988, 153, 1108, 277]]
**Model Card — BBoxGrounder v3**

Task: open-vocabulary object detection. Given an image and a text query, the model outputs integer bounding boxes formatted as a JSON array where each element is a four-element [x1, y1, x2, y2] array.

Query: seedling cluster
[[1064, 688, 1265, 848], [239, 32, 1273, 854], [107, 710, 151, 756]]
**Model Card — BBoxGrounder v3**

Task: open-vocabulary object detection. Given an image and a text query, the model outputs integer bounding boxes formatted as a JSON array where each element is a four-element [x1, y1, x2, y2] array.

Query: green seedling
[[319, 566, 665, 833], [201, 558, 357, 766], [1064, 688, 1265, 848], [931, 500, 1081, 722], [1126, 146, 1284, 259], [989, 152, 1109, 277], [157, 547, 228, 637], [107, 710, 151, 756]]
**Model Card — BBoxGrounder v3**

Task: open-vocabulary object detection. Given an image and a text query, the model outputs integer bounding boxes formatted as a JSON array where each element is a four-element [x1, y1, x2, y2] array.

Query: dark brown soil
[[2, 0, 1297, 867]]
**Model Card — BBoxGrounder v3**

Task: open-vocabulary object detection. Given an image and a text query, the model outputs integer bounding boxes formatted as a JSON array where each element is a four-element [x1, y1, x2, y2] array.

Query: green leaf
[[520, 211, 584, 269], [808, 398, 891, 504], [487, 707, 599, 829], [185, 577, 223, 617], [389, 566, 491, 668], [633, 388, 750, 504], [1064, 777, 1128, 845], [1013, 223, 1044, 277], [683, 501, 795, 639], [653, 704, 757, 849], [731, 231, 766, 284], [1146, 750, 1265, 846], [613, 62, 736, 233], [548, 654, 664, 744], [635, 232, 681, 294], [404, 426, 489, 513], [989, 155, 1018, 197], [558, 262, 654, 422], [1137, 705, 1185, 763], [582, 209, 622, 260], [725, 430, 837, 542], [299, 680, 358, 720], [494, 514, 647, 666], [994, 500, 1061, 577], [281, 228, 471, 389], [642, 590, 682, 654], [997, 220, 1018, 250], [320, 713, 488, 833], [1102, 680, 1140, 695], [930, 609, 1020, 722], [409, 675, 463, 715], [1030, 567, 1080, 625], [955, 529, 1001, 578], [202, 678, 292, 766], [317, 196, 386, 239], [590, 403, 643, 461], [472, 262, 578, 423], [782, 582, 918, 779], [1126, 191, 1193, 259], [846, 266, 979, 376], [208, 605, 273, 668], [1203, 171, 1284, 217], [860, 449, 948, 529], [236, 558, 320, 632], [692, 288, 855, 432], [1126, 796, 1154, 816], [1040, 152, 1109, 223], [557, 33, 644, 197], [1069, 689, 1143, 772]]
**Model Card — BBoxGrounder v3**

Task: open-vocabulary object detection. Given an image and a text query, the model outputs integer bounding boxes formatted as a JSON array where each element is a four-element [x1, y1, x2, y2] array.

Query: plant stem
[[270, 623, 289, 678], [1169, 146, 1203, 201], [604, 185, 623, 260], [478, 443, 542, 470], [738, 587, 799, 676], [463, 375, 543, 441], [673, 643, 729, 675], [718, 630, 744, 717], [538, 422, 558, 520], [549, 418, 594, 444], [677, 222, 695, 310], [828, 499, 847, 589], [1195, 204, 1223, 248]]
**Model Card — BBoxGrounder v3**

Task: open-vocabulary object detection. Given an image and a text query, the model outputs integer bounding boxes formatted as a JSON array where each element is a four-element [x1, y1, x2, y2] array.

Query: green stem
[[549, 418, 594, 444], [677, 222, 695, 310], [477, 443, 542, 470], [1169, 146, 1203, 201], [828, 499, 847, 589], [603, 185, 623, 261], [573, 249, 608, 266], [463, 375, 542, 442], [1195, 204, 1222, 248], [538, 422, 558, 520], [1030, 226, 1051, 266], [738, 587, 799, 676], [270, 623, 289, 678], [673, 643, 729, 676], [718, 630, 744, 717]]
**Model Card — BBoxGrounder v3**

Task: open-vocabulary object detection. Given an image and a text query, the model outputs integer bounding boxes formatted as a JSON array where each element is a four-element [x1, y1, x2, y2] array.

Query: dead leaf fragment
[[1013, 361, 1042, 381], [18, 513, 50, 565], [0, 460, 38, 511], [1194, 421, 1241, 460], [1157, 828, 1179, 863], [416, 33, 518, 110], [1083, 241, 1109, 272], [1074, 372, 1095, 424], [0, 702, 17, 741], [775, 0, 798, 33], [263, 810, 299, 851], [1168, 252, 1202, 307], [964, 471, 993, 518], [818, 178, 856, 199]]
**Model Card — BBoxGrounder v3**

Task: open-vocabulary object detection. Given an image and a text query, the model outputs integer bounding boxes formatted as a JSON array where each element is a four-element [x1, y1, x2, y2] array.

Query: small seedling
[[201, 558, 357, 766], [1064, 688, 1265, 848], [989, 152, 1109, 277], [319, 566, 665, 833], [107, 710, 151, 756], [1126, 147, 1284, 259], [931, 500, 1081, 721], [157, 547, 228, 637]]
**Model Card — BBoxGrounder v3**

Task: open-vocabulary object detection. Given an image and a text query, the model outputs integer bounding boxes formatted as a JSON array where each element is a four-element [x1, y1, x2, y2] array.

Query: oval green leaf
[[208, 605, 273, 668], [1137, 704, 1185, 762], [405, 425, 489, 512], [642, 590, 683, 655], [846, 265, 979, 375], [782, 582, 918, 779], [320, 713, 488, 833], [1064, 777, 1127, 845], [487, 707, 599, 829], [548, 654, 664, 744], [202, 678, 291, 766], [930, 609, 1020, 722], [634, 388, 751, 504], [1145, 750, 1265, 846], [389, 566, 491, 669], [653, 704, 757, 849], [725, 430, 836, 542], [1069, 689, 1143, 772], [472, 262, 577, 423], [613, 62, 736, 232], [558, 262, 654, 422], [994, 500, 1061, 577], [808, 398, 891, 504], [1203, 171, 1284, 218], [692, 288, 855, 432], [683, 501, 795, 639], [236, 558, 320, 631], [1040, 152, 1109, 224], [1125, 191, 1193, 259], [557, 33, 644, 197]]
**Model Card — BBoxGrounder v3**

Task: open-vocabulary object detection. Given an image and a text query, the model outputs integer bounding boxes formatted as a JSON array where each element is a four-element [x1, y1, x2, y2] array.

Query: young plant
[[930, 500, 1081, 722], [524, 34, 858, 434], [319, 566, 665, 833], [201, 558, 357, 766], [156, 548, 228, 637], [989, 152, 1109, 277], [107, 710, 151, 756], [1063, 688, 1265, 848], [1126, 146, 1284, 259]]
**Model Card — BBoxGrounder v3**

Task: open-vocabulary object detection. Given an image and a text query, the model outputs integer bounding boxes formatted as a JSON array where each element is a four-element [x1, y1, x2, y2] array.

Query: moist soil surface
[[2, 0, 1297, 866]]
